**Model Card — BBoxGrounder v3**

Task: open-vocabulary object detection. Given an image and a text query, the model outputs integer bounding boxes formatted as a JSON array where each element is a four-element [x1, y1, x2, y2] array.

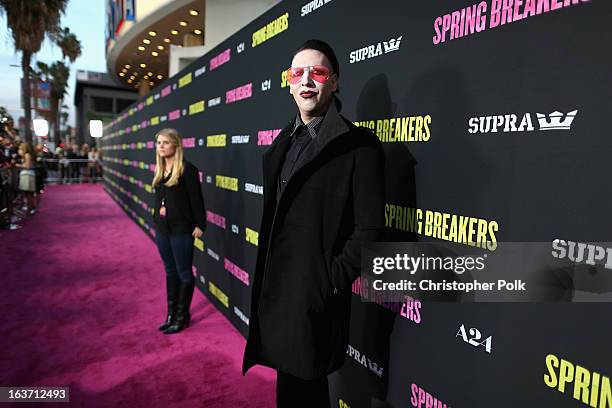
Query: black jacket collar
[[262, 98, 351, 204]]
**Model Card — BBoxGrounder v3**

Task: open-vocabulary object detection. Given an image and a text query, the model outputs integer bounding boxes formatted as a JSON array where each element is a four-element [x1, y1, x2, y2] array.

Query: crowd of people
[[49, 143, 103, 185], [0, 118, 103, 230]]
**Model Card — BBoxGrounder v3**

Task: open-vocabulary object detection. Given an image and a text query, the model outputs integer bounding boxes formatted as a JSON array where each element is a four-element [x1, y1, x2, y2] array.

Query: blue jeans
[[155, 232, 195, 282]]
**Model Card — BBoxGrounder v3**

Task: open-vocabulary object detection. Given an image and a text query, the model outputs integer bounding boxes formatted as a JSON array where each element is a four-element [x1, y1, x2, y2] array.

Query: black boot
[[158, 275, 180, 331], [163, 279, 195, 334]]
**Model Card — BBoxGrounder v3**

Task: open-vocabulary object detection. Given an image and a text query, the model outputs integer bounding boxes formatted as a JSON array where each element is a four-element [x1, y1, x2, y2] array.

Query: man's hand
[[192, 226, 204, 238]]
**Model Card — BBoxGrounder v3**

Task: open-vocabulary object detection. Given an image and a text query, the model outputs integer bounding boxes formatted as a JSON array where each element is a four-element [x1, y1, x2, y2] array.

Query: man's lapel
[[291, 100, 350, 176]]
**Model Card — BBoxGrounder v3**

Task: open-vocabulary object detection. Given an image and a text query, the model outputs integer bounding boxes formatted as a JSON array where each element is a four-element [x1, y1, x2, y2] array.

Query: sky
[[0, 0, 107, 127]]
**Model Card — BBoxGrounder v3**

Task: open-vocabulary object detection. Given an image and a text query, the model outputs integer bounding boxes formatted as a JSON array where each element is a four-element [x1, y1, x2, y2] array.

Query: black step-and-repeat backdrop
[[101, 1, 612, 406]]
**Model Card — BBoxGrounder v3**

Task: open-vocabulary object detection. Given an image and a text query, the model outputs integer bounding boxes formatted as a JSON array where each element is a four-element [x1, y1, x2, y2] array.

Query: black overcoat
[[242, 103, 385, 380]]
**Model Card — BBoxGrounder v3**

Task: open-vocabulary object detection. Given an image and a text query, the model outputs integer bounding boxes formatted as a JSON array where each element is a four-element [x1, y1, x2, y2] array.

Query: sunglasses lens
[[310, 66, 330, 82], [287, 67, 304, 84], [287, 66, 331, 84]]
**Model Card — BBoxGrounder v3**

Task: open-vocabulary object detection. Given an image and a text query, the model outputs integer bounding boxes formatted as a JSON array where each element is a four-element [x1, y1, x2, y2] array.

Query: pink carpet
[[0, 183, 275, 407]]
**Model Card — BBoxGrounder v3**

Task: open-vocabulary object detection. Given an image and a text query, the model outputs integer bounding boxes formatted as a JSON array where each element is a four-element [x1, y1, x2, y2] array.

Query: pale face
[[156, 134, 176, 159], [289, 49, 338, 122]]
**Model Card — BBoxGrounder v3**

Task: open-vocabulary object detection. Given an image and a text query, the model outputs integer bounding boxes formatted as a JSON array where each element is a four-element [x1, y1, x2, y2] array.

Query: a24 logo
[[456, 324, 492, 353]]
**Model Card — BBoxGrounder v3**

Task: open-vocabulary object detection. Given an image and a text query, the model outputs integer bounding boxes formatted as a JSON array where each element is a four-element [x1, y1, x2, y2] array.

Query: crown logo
[[383, 36, 403, 53], [536, 110, 578, 131]]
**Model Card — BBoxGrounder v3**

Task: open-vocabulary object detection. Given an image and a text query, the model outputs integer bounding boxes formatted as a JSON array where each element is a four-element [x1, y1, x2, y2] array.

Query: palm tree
[[33, 61, 71, 145], [52, 27, 81, 62], [0, 0, 68, 145], [52, 27, 81, 145]]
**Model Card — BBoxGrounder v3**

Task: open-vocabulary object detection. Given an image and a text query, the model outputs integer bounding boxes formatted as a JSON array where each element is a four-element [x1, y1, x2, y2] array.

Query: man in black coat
[[242, 39, 385, 407]]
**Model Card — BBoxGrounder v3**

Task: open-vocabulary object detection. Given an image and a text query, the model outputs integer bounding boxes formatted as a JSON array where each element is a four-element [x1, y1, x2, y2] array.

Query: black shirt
[[153, 160, 206, 235], [277, 114, 324, 200]]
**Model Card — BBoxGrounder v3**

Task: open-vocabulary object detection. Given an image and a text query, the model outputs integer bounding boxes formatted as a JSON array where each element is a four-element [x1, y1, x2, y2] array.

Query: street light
[[89, 120, 103, 138]]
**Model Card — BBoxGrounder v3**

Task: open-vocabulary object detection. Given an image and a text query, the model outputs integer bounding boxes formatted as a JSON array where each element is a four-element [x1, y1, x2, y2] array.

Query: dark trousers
[[154, 232, 194, 282], [276, 371, 330, 408]]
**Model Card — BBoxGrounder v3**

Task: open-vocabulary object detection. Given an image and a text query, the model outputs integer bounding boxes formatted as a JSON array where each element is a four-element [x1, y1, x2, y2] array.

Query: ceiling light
[[151, 51, 159, 57], [189, 10, 199, 16], [157, 74, 163, 80], [171, 29, 178, 35], [144, 75, 149, 79], [140, 63, 146, 68], [149, 81, 154, 86], [148, 31, 157, 36], [157, 45, 164, 50], [194, 29, 202, 35], [138, 46, 145, 51], [119, 72, 125, 77], [133, 72, 139, 76], [143, 38, 151, 44], [164, 38, 171, 43], [125, 64, 131, 69], [147, 72, 153, 76], [179, 21, 188, 27]]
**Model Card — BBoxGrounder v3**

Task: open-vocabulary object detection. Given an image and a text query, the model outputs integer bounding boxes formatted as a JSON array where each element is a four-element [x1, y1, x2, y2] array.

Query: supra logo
[[349, 35, 403, 64], [231, 135, 250, 144], [537, 110, 579, 131], [468, 109, 578, 134], [245, 183, 263, 195], [233, 306, 250, 326], [456, 324, 492, 353], [552, 239, 612, 270], [194, 65, 206, 77], [208, 97, 221, 107], [346, 345, 384, 377], [206, 248, 220, 261], [301, 0, 333, 17], [231, 224, 239, 234], [236, 42, 245, 53]]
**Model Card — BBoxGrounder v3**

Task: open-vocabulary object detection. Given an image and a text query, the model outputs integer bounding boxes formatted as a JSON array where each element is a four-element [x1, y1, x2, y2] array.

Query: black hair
[[295, 39, 340, 77], [294, 39, 342, 111]]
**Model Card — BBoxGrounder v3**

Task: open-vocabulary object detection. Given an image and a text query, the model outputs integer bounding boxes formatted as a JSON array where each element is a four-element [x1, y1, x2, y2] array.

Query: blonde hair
[[152, 128, 184, 187], [18, 142, 32, 156]]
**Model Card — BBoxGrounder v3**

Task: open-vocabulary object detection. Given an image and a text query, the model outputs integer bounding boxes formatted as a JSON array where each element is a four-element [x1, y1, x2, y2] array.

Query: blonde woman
[[152, 128, 206, 334], [16, 143, 37, 215]]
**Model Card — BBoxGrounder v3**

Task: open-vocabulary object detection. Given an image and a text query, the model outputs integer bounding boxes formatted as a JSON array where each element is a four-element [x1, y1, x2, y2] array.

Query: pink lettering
[[210, 48, 231, 70], [182, 137, 195, 148], [206, 210, 226, 229], [169, 109, 181, 120], [224, 258, 250, 286], [257, 129, 282, 146]]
